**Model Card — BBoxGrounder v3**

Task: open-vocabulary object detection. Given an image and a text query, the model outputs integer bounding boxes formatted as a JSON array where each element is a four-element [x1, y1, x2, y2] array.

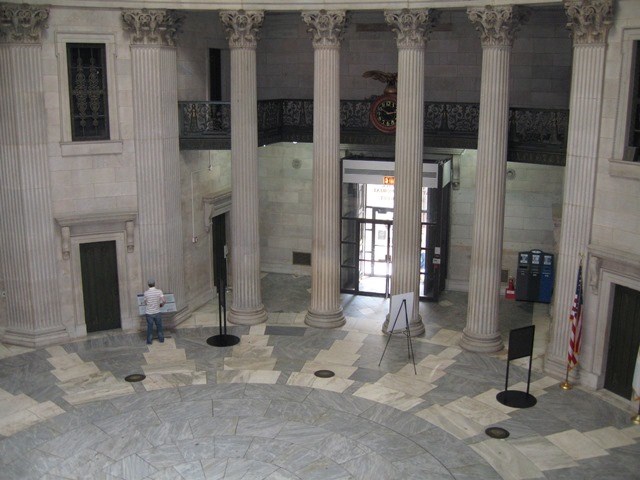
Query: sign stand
[[206, 277, 240, 347], [378, 296, 417, 374], [496, 325, 537, 408]]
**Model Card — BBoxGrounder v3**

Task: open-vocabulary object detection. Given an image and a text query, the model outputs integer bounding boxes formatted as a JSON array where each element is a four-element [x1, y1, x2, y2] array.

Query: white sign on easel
[[380, 291, 417, 374], [387, 292, 414, 333], [137, 293, 177, 315]]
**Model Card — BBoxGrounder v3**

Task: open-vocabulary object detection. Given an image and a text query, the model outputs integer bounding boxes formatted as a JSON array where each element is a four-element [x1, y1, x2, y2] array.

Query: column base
[[459, 329, 503, 353], [543, 351, 578, 383], [162, 305, 190, 329], [382, 314, 425, 336], [228, 305, 268, 326], [2, 325, 69, 348], [305, 308, 345, 329]]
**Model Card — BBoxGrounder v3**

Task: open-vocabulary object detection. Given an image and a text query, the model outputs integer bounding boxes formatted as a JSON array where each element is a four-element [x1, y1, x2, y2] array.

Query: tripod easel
[[378, 298, 417, 374]]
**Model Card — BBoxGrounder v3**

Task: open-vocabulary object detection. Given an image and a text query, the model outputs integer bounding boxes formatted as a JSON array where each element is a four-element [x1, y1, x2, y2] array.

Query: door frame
[[340, 156, 451, 301], [79, 240, 122, 333], [592, 266, 640, 390], [71, 233, 131, 337]]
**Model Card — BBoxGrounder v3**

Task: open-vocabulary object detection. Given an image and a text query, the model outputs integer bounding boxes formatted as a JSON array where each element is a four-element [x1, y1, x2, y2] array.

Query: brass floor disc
[[485, 427, 510, 439]]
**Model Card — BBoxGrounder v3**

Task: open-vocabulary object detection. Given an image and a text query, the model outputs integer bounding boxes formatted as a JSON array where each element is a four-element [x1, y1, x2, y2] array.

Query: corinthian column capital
[[565, 0, 613, 45], [220, 10, 264, 49], [384, 9, 440, 49], [121, 8, 184, 46], [301, 10, 348, 48], [0, 3, 49, 44], [467, 5, 529, 47]]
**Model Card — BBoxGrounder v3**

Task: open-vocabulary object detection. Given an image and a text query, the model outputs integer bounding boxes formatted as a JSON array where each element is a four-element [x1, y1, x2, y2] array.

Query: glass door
[[340, 217, 393, 297], [359, 218, 393, 296]]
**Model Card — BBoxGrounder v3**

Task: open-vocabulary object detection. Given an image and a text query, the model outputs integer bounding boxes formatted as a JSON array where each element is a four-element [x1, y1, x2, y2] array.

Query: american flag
[[567, 264, 583, 370]]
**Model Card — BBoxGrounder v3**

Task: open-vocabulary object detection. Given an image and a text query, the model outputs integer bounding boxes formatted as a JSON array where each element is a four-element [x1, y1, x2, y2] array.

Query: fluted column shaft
[[124, 9, 186, 312], [545, 0, 613, 377], [0, 5, 67, 347], [384, 9, 439, 335], [302, 11, 347, 329], [461, 6, 528, 352], [220, 11, 267, 325]]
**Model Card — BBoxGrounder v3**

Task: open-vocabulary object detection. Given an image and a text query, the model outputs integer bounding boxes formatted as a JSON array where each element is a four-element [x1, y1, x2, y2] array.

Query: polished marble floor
[[0, 273, 639, 479]]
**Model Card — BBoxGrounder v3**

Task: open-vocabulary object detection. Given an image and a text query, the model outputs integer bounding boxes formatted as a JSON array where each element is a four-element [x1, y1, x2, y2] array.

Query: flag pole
[[560, 362, 572, 390], [560, 253, 583, 390]]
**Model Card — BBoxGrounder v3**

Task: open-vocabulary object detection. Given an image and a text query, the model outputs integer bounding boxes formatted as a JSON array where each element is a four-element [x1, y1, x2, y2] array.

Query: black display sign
[[507, 325, 535, 361]]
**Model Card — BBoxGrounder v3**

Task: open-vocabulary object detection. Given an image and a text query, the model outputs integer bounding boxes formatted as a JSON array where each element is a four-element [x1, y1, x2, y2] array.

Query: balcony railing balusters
[[178, 99, 568, 166]]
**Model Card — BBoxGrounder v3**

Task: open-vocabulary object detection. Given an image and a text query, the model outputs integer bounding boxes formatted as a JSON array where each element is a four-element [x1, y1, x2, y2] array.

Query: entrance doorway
[[340, 156, 451, 301], [604, 284, 640, 399], [80, 241, 121, 332]]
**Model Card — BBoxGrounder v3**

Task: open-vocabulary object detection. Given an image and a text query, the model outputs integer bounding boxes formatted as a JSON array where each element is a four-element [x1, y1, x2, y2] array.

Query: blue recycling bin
[[538, 253, 554, 303]]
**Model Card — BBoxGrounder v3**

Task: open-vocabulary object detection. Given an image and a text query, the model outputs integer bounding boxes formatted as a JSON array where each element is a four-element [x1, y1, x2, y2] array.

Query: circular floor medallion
[[314, 369, 335, 378], [124, 373, 146, 382], [485, 427, 510, 439]]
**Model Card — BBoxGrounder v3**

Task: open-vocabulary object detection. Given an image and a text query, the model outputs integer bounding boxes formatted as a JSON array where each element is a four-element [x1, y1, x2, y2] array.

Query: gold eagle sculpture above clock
[[363, 70, 398, 134]]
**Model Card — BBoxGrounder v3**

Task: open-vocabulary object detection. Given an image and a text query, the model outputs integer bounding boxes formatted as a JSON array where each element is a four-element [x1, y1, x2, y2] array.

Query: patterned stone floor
[[0, 273, 638, 479]]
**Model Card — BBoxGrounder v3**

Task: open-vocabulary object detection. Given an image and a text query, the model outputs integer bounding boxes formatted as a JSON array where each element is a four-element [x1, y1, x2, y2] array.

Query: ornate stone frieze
[[565, 0, 613, 45], [301, 10, 347, 48], [121, 8, 183, 46], [219, 10, 264, 49], [467, 5, 529, 47], [384, 9, 439, 49], [0, 3, 49, 44]]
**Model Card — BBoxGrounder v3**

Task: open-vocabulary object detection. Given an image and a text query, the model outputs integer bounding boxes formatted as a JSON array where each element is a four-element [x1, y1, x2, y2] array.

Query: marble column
[[544, 0, 613, 378], [460, 6, 528, 353], [0, 4, 67, 347], [302, 10, 347, 329], [122, 9, 187, 317], [220, 10, 268, 325], [383, 9, 439, 336]]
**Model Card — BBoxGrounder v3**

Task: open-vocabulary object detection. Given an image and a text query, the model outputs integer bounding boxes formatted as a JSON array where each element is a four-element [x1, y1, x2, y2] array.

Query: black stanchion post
[[206, 276, 240, 347], [496, 325, 537, 408], [217, 281, 223, 335]]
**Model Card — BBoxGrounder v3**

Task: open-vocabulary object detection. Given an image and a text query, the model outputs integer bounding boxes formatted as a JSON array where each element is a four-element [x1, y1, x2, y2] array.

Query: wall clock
[[363, 70, 398, 134], [370, 94, 397, 134]]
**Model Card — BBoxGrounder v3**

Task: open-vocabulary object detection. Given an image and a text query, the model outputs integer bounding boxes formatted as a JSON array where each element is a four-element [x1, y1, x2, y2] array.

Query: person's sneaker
[[146, 341, 152, 345], [159, 339, 164, 343]]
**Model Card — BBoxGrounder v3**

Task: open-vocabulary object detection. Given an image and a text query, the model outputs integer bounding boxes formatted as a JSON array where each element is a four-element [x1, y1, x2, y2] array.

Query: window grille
[[67, 43, 109, 141]]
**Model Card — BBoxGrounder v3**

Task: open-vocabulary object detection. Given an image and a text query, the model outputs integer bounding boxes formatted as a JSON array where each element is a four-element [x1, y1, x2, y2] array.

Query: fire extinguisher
[[505, 277, 516, 299]]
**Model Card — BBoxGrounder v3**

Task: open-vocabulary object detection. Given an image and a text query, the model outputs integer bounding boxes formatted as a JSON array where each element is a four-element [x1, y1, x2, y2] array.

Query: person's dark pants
[[146, 313, 164, 344]]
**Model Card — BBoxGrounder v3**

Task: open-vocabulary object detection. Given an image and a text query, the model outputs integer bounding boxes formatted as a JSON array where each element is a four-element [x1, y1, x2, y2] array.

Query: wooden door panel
[[80, 241, 121, 333], [604, 285, 640, 399]]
